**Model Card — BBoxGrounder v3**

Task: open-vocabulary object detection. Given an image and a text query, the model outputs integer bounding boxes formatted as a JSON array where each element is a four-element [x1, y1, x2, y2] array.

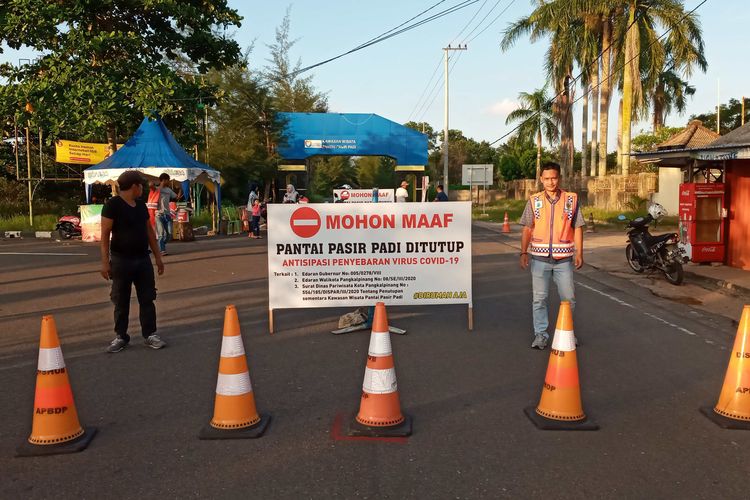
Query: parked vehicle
[[55, 215, 82, 240], [618, 203, 687, 285]]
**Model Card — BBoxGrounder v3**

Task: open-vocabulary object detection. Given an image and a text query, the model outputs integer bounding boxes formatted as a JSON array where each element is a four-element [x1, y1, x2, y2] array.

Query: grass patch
[[191, 211, 214, 228], [471, 199, 527, 223], [0, 214, 59, 232], [473, 199, 678, 230]]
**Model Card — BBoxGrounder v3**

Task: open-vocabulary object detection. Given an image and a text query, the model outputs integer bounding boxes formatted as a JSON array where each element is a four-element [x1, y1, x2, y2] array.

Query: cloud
[[486, 98, 518, 117]]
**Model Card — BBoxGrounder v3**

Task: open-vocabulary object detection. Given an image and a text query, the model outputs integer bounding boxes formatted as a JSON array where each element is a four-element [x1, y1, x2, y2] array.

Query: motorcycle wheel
[[664, 261, 684, 286], [625, 244, 644, 273], [58, 225, 73, 240]]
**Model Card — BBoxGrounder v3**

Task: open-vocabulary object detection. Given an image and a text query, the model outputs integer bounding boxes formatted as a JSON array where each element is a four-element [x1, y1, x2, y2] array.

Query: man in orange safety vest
[[519, 162, 585, 350]]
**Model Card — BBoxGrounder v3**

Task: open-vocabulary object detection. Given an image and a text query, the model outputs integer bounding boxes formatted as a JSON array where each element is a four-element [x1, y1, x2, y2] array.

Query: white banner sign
[[461, 164, 493, 186], [332, 188, 395, 203], [267, 202, 472, 309]]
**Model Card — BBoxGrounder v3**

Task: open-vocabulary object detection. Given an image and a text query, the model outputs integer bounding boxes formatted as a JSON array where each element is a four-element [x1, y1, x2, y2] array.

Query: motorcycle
[[55, 215, 82, 240], [618, 203, 687, 286]]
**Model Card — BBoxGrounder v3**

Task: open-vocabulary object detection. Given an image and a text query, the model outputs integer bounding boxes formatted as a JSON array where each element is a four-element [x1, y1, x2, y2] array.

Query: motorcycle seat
[[646, 233, 676, 245]]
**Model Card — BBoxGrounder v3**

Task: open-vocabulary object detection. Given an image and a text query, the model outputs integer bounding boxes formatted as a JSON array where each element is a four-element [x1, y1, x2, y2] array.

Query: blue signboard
[[277, 112, 428, 166]]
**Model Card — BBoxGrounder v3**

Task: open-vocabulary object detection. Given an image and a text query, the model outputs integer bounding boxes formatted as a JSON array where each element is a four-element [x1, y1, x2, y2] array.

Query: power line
[[407, 57, 444, 121], [290, 0, 479, 77], [451, 0, 490, 45], [353, 0, 449, 52], [465, 0, 516, 44], [488, 0, 708, 146], [417, 50, 465, 123]]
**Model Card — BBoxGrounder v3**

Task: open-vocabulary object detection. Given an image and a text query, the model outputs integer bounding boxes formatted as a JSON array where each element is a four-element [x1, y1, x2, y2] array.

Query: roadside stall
[[82, 117, 222, 241]]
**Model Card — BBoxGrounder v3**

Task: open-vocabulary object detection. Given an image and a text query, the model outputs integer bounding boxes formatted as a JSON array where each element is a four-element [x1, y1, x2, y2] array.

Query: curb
[[3, 230, 53, 239], [475, 220, 750, 301], [683, 270, 750, 299]]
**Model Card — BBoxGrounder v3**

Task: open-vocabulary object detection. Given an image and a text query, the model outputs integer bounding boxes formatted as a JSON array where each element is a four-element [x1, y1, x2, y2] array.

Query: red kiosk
[[678, 182, 726, 263]]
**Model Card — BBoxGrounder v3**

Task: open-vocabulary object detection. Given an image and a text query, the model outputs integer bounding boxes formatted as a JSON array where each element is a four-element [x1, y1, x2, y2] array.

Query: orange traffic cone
[[17, 316, 96, 456], [502, 212, 511, 233], [701, 305, 750, 429], [525, 301, 598, 430], [348, 302, 412, 437], [199, 305, 270, 439]]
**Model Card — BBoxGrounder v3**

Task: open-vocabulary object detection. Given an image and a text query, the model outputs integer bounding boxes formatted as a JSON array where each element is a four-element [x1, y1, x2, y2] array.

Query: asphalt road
[[0, 226, 747, 499]]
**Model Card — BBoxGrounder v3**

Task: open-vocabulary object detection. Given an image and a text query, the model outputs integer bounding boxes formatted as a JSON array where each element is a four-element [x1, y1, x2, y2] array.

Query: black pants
[[110, 254, 157, 341], [251, 215, 260, 236]]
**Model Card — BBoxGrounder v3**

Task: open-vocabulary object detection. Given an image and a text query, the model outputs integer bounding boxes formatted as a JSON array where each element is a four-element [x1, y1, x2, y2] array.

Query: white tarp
[[84, 166, 220, 185], [267, 202, 472, 309]]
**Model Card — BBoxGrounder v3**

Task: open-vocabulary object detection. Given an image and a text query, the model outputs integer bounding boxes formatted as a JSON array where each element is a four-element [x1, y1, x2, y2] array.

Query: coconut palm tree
[[615, 0, 705, 174], [505, 87, 559, 180], [502, 4, 578, 177]]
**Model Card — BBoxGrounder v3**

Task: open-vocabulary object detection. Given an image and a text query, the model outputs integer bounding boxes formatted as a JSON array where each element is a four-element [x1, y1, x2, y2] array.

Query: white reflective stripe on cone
[[220, 335, 245, 358], [551, 329, 576, 352], [215, 372, 253, 396], [367, 330, 392, 357], [362, 367, 398, 394], [37, 347, 65, 371]]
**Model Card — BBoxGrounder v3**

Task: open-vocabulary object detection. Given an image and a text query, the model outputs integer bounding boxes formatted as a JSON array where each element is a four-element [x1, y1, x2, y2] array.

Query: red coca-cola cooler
[[678, 182, 726, 263]]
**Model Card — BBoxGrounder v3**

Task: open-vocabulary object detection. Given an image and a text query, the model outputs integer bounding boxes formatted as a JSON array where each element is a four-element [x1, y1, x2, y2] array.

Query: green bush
[[0, 214, 59, 232]]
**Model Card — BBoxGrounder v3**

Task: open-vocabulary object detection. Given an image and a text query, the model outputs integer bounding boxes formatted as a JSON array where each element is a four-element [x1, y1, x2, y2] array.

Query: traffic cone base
[[16, 427, 98, 457], [199, 414, 271, 440], [699, 406, 750, 430], [524, 407, 598, 431], [702, 305, 750, 429], [347, 413, 412, 438]]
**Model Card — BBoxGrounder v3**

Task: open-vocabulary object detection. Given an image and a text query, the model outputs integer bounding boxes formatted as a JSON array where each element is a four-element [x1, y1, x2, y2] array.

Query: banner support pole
[[268, 308, 274, 335], [468, 305, 473, 331]]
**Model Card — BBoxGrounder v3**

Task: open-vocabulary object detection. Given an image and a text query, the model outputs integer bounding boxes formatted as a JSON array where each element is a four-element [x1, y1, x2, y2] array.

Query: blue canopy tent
[[83, 116, 221, 219]]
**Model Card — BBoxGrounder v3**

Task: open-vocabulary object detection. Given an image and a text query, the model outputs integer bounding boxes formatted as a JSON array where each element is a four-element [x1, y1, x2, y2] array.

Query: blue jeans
[[155, 214, 172, 253], [530, 258, 575, 338]]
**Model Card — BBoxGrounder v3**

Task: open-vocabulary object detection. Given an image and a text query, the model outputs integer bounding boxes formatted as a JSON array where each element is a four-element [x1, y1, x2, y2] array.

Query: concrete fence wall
[[501, 173, 658, 210]]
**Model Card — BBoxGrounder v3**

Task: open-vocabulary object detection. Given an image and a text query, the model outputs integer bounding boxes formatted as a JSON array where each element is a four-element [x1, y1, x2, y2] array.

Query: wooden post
[[468, 305, 474, 331], [268, 309, 274, 335], [742, 96, 745, 126]]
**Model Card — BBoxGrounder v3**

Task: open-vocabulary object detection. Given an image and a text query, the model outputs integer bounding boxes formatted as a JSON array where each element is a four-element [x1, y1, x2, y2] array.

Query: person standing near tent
[[396, 180, 409, 202], [146, 181, 160, 228], [246, 183, 260, 210], [100, 170, 166, 353], [283, 184, 299, 204], [155, 173, 178, 255]]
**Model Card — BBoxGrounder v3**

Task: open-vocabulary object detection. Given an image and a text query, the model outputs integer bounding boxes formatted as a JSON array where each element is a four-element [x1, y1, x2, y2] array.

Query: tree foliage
[[631, 126, 683, 152], [0, 0, 242, 147], [263, 8, 328, 113], [690, 98, 748, 135]]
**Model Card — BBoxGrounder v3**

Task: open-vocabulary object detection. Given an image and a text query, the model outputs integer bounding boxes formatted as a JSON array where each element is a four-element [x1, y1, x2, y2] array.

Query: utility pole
[[442, 44, 467, 195]]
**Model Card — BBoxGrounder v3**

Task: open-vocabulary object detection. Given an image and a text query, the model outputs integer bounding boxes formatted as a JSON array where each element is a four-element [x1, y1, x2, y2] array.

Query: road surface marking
[[0, 252, 88, 256], [576, 280, 700, 337]]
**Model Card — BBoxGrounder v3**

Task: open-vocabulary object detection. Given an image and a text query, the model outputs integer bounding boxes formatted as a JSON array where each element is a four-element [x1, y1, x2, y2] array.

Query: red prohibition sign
[[290, 206, 321, 238]]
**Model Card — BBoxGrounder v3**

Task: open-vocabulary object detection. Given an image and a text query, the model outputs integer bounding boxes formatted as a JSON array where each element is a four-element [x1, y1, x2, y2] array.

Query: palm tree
[[616, 0, 705, 174], [645, 40, 703, 132], [505, 87, 559, 180], [651, 67, 695, 132], [502, 3, 575, 178]]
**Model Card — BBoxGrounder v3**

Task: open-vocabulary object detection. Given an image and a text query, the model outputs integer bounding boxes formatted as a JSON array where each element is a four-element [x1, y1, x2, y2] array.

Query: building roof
[[699, 120, 750, 150], [657, 120, 720, 151]]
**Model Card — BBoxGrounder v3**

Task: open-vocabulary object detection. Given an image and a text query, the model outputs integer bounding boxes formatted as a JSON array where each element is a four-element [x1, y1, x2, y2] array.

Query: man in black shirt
[[100, 170, 166, 353]]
